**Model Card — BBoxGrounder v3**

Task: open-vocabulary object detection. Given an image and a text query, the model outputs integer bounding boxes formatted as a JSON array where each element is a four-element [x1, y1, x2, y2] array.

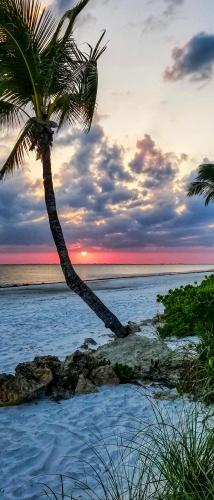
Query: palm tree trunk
[[42, 143, 130, 338]]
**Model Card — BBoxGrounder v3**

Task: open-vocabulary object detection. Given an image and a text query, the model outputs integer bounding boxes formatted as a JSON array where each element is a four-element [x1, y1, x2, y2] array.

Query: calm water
[[0, 264, 214, 287]]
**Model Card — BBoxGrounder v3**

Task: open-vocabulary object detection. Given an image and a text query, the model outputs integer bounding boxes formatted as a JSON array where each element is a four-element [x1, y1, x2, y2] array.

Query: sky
[[1, 0, 214, 264]]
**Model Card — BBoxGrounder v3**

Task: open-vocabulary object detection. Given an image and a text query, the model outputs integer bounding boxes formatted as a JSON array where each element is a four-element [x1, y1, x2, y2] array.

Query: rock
[[16, 356, 61, 382], [0, 356, 62, 406], [0, 333, 190, 406], [81, 338, 97, 350], [0, 368, 53, 407], [85, 338, 97, 346], [95, 335, 181, 387], [63, 350, 96, 377], [91, 365, 120, 386], [140, 315, 162, 327], [95, 335, 170, 372], [75, 375, 97, 395], [127, 321, 141, 333], [57, 350, 97, 396]]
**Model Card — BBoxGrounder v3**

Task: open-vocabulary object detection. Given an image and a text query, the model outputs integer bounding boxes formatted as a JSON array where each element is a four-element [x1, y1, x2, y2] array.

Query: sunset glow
[[1, 0, 214, 264]]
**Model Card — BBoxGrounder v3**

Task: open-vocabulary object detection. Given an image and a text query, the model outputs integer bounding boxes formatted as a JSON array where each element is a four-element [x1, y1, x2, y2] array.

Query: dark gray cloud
[[129, 134, 180, 188], [1, 123, 214, 252], [165, 32, 214, 82]]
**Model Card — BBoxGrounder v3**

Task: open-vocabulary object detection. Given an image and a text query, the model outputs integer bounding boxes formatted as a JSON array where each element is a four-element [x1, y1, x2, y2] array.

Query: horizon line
[[1, 262, 214, 266]]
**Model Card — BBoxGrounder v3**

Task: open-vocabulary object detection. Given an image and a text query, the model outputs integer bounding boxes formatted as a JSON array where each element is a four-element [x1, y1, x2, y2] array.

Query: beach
[[0, 270, 212, 499]]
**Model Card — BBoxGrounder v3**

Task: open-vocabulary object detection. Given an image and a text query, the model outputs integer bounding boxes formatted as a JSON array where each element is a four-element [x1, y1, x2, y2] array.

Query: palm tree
[[0, 0, 130, 338], [187, 163, 214, 205]]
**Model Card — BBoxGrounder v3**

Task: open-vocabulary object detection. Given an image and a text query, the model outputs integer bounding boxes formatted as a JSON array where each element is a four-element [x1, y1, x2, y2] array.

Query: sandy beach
[[0, 271, 211, 499]]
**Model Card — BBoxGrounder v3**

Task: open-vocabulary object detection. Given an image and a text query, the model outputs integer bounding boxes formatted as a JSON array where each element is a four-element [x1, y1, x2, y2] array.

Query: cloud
[[1, 122, 214, 254], [163, 0, 184, 17], [143, 0, 184, 33], [164, 32, 214, 82], [129, 134, 181, 188]]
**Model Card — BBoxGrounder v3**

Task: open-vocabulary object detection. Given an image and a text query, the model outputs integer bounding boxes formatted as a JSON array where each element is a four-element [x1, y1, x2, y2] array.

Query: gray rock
[[127, 321, 141, 333], [75, 374, 97, 395], [95, 335, 169, 371], [80, 338, 97, 350], [95, 335, 182, 387], [91, 365, 120, 386]]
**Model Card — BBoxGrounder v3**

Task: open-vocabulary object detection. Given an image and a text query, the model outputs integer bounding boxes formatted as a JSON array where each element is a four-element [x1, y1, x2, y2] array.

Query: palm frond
[[52, 0, 90, 44], [0, 0, 56, 51], [0, 99, 25, 128], [42, 30, 106, 129], [187, 163, 214, 206], [0, 0, 56, 113], [51, 94, 84, 129], [0, 120, 33, 180], [77, 32, 107, 130]]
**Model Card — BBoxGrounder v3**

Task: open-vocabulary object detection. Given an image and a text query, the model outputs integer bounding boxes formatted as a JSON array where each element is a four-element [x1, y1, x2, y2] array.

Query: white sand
[[0, 272, 210, 499]]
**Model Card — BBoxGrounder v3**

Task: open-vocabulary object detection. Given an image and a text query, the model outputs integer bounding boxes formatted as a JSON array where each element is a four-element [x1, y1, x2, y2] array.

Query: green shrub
[[113, 363, 136, 382], [96, 358, 111, 368], [179, 327, 214, 404], [157, 275, 214, 339]]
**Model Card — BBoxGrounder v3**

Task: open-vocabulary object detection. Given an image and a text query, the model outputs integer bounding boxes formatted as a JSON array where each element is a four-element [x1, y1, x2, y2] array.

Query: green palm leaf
[[52, 0, 90, 44], [0, 0, 56, 114], [187, 164, 214, 206], [52, 31, 106, 130], [0, 99, 25, 128], [0, 120, 33, 180]]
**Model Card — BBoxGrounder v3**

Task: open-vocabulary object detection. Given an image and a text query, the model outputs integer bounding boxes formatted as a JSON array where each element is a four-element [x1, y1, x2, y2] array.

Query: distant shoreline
[[0, 268, 213, 289]]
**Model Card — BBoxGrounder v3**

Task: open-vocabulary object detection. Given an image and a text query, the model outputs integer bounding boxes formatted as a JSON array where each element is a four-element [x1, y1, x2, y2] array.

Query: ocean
[[0, 263, 214, 287]]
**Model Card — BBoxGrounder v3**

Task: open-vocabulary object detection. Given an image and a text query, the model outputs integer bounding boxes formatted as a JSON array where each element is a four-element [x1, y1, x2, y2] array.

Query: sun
[[81, 251, 88, 257]]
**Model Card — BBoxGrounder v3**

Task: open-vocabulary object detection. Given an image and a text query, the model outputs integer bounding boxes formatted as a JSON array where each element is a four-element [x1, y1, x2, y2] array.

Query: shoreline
[[0, 268, 213, 289]]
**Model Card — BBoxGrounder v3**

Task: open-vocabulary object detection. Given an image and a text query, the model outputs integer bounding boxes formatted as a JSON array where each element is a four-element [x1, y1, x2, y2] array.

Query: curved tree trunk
[[42, 143, 130, 338]]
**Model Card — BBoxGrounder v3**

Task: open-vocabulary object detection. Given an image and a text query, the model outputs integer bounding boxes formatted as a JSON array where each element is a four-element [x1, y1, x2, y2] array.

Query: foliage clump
[[113, 363, 135, 382], [95, 358, 111, 368], [157, 275, 214, 403], [157, 275, 214, 339], [179, 327, 214, 404]]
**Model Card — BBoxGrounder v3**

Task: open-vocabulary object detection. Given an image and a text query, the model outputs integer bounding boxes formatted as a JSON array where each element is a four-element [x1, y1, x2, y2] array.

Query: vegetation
[[113, 362, 136, 382], [179, 328, 214, 404], [157, 275, 214, 402], [95, 358, 111, 368], [0, 0, 129, 338], [187, 162, 214, 205], [43, 405, 214, 499], [157, 275, 214, 339]]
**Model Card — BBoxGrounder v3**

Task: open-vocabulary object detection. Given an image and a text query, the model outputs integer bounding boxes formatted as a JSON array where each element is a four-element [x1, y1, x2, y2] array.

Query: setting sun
[[81, 251, 88, 257]]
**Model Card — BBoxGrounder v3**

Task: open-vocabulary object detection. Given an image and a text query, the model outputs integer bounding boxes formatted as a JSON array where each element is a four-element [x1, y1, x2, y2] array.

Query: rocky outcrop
[[0, 334, 188, 407], [80, 338, 98, 350], [91, 365, 120, 386], [75, 375, 97, 395], [0, 357, 57, 406], [95, 335, 184, 387]]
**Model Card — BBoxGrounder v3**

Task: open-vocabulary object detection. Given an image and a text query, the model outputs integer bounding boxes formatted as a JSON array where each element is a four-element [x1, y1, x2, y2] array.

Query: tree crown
[[0, 0, 106, 179]]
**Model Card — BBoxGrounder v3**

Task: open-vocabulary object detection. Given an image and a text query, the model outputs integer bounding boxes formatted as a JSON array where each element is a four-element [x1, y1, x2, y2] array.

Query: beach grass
[[43, 402, 214, 500]]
